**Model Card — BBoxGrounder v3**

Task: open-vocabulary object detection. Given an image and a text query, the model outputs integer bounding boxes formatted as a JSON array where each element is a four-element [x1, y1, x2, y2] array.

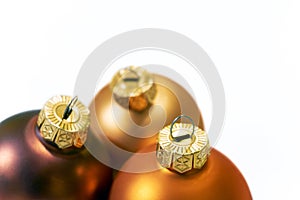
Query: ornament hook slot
[[170, 115, 195, 142], [62, 96, 78, 120], [122, 67, 140, 82]]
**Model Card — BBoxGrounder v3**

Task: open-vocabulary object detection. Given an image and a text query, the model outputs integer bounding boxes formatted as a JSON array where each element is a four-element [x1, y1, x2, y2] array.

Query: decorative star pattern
[[55, 131, 73, 149], [41, 121, 56, 141], [173, 154, 192, 173]]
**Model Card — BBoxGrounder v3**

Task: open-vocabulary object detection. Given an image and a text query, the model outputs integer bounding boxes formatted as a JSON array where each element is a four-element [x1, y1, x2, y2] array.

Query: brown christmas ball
[[109, 145, 252, 200], [0, 96, 113, 200], [90, 66, 204, 153]]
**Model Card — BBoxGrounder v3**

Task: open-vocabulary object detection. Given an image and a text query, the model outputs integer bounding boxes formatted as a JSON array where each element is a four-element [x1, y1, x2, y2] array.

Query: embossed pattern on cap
[[37, 95, 90, 149], [157, 123, 210, 173]]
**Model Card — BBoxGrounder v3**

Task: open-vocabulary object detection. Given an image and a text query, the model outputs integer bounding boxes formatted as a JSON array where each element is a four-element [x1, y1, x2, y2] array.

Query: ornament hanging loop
[[170, 115, 195, 142], [122, 67, 140, 83], [62, 96, 78, 120]]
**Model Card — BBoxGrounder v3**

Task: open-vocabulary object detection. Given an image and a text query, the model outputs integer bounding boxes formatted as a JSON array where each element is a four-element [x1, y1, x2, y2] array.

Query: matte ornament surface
[[109, 146, 252, 200], [0, 111, 112, 200], [90, 74, 205, 153]]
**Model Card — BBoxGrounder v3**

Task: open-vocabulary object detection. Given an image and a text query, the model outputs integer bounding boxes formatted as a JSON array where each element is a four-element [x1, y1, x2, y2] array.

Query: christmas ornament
[[109, 115, 252, 200], [0, 95, 112, 200], [90, 66, 204, 153]]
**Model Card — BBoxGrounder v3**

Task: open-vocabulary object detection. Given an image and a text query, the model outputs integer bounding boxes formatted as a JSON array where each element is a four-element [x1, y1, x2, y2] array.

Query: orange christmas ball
[[90, 66, 204, 153], [109, 145, 252, 200]]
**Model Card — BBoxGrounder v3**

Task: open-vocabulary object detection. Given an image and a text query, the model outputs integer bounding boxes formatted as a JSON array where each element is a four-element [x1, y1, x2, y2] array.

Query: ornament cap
[[110, 66, 156, 112], [157, 115, 210, 173], [37, 95, 90, 149]]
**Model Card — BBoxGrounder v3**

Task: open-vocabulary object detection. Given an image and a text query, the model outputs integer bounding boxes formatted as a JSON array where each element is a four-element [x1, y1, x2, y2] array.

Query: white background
[[0, 1, 299, 199]]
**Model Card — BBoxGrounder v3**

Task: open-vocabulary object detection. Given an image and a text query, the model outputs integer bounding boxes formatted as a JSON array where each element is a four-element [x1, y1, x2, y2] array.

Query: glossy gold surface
[[110, 66, 156, 112], [110, 66, 154, 98], [90, 74, 204, 153], [157, 123, 209, 173], [0, 111, 112, 200], [109, 145, 252, 200], [37, 95, 90, 149]]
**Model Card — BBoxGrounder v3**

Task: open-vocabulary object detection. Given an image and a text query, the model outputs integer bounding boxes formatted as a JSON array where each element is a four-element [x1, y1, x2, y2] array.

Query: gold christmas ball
[[90, 66, 204, 153], [109, 145, 252, 200], [0, 96, 113, 199]]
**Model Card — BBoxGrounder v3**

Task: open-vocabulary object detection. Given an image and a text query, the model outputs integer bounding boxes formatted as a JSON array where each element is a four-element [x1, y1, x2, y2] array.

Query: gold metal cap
[[156, 115, 210, 173], [110, 66, 156, 112], [37, 95, 90, 149]]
